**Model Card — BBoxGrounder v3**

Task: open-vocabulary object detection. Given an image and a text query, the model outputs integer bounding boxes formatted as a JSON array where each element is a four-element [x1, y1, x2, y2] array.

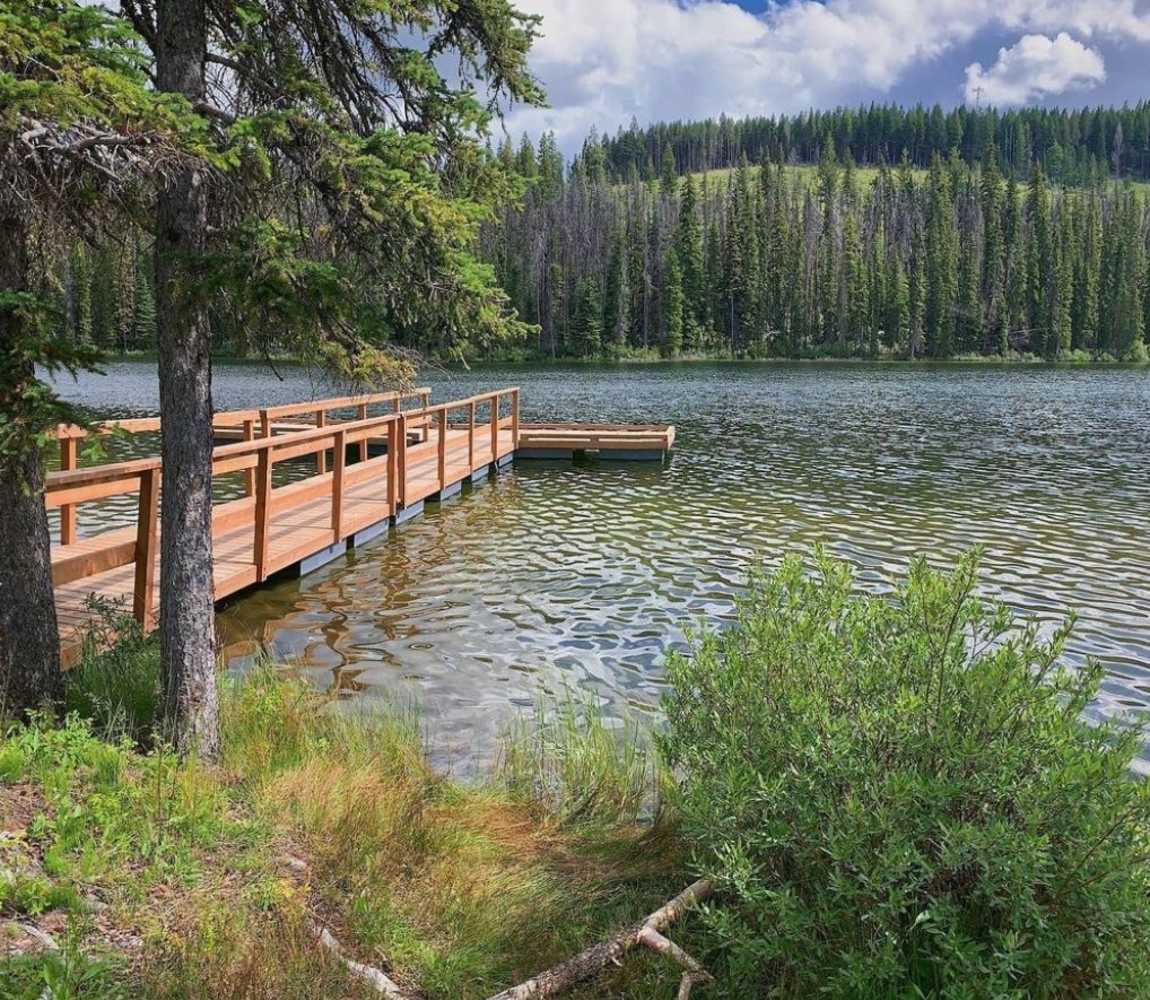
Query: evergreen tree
[[660, 142, 678, 196], [662, 248, 684, 356], [602, 223, 629, 353], [676, 175, 705, 349], [886, 255, 910, 352], [572, 275, 603, 356], [842, 211, 868, 353], [1025, 161, 1054, 354], [924, 154, 957, 357], [131, 248, 157, 350]]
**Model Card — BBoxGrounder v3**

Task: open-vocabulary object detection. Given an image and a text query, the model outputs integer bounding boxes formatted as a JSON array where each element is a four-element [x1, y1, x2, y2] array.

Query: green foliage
[[499, 689, 660, 828], [0, 918, 128, 1000], [3, 713, 234, 883], [65, 598, 161, 746], [0, 289, 102, 464], [660, 550, 1150, 997]]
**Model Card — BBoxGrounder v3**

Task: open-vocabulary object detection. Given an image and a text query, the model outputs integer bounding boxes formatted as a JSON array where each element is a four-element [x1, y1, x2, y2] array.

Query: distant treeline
[[481, 141, 1149, 361], [569, 103, 1150, 187]]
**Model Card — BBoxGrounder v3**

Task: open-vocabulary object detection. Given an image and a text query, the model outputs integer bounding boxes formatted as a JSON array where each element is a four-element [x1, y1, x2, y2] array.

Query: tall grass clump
[[660, 549, 1150, 997], [65, 600, 161, 746], [500, 691, 663, 827]]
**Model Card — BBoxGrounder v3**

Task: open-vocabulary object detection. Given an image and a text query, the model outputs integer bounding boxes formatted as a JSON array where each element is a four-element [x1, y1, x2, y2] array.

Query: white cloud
[[502, 0, 1147, 152], [964, 33, 1106, 105]]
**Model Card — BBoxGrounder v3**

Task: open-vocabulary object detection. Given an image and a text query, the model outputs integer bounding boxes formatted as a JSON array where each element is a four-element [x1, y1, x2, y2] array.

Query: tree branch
[[484, 880, 714, 1000]]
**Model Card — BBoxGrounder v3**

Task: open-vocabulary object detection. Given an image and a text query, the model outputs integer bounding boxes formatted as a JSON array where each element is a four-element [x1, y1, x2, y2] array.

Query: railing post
[[511, 388, 520, 451], [437, 408, 447, 488], [468, 400, 476, 469], [242, 419, 255, 496], [357, 403, 369, 461], [254, 447, 272, 581], [59, 436, 78, 545], [133, 467, 160, 631], [489, 392, 499, 462], [259, 409, 271, 440], [315, 409, 327, 474], [397, 414, 407, 508], [420, 391, 430, 441], [387, 418, 398, 514], [331, 428, 346, 541]]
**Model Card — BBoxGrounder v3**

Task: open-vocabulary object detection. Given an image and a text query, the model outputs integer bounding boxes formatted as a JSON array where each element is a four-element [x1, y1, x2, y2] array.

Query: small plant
[[660, 549, 1150, 996]]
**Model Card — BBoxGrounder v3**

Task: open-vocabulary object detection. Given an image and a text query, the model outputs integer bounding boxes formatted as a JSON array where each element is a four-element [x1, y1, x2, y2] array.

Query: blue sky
[[502, 0, 1150, 153]]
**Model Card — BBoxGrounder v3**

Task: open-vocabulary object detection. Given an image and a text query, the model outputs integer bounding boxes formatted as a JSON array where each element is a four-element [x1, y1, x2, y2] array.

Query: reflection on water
[[53, 360, 1150, 770]]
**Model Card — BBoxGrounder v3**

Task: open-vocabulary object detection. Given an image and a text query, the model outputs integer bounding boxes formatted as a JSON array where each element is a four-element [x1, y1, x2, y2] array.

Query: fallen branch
[[282, 852, 413, 999], [307, 918, 413, 999], [485, 879, 714, 1000], [16, 922, 59, 951]]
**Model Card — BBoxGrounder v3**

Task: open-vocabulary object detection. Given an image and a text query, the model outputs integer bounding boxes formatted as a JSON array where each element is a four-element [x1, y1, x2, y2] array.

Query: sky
[[500, 0, 1150, 154]]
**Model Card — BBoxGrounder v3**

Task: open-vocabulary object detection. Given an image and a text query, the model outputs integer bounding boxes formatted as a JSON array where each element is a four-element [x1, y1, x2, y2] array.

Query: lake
[[52, 360, 1150, 771]]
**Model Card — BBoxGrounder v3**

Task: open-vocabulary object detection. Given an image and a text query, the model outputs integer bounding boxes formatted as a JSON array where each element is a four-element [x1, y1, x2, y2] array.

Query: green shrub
[[660, 549, 1150, 997]]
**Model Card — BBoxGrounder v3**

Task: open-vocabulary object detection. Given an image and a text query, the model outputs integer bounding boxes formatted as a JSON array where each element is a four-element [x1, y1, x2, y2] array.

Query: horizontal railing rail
[[52, 387, 430, 543]]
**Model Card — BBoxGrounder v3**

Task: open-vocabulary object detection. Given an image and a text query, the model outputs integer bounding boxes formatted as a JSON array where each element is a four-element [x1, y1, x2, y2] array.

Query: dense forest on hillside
[[482, 132, 1150, 361], [45, 103, 1150, 362], [578, 103, 1150, 186]]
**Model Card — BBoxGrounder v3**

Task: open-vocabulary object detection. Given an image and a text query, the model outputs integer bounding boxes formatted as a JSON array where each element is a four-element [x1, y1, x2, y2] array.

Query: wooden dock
[[45, 387, 673, 665], [517, 423, 675, 461]]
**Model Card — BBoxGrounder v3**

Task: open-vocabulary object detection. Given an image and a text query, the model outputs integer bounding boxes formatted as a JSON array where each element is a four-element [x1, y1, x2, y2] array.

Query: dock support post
[[437, 409, 447, 489], [254, 448, 272, 581], [397, 414, 407, 507], [511, 388, 520, 451], [387, 418, 398, 515], [133, 467, 159, 630], [242, 419, 255, 496], [331, 428, 346, 541], [489, 392, 499, 463], [59, 436, 78, 545], [357, 403, 368, 461], [315, 409, 327, 473], [468, 400, 476, 470]]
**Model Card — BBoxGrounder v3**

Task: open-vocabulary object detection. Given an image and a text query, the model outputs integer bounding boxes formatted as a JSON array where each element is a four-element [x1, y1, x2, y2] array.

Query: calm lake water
[[53, 360, 1150, 770]]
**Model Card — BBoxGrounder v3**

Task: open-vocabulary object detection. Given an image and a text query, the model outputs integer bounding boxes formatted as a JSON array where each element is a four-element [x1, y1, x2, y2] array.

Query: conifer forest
[[50, 103, 1150, 361]]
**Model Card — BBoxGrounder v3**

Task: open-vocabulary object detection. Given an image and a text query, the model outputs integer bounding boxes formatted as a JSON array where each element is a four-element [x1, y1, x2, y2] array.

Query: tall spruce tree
[[1, 0, 207, 716], [119, 0, 545, 755]]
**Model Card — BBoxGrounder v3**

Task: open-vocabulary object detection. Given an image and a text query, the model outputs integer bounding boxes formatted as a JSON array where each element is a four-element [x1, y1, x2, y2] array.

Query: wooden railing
[[44, 387, 520, 633], [53, 387, 431, 544], [399, 387, 519, 502]]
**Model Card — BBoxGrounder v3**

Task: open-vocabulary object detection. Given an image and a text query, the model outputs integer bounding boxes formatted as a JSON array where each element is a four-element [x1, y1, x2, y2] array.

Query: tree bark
[[0, 213, 64, 717], [154, 0, 220, 759]]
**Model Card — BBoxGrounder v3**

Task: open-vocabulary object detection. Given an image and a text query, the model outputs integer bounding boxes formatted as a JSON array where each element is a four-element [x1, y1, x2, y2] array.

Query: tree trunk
[[0, 213, 64, 717], [154, 0, 220, 759]]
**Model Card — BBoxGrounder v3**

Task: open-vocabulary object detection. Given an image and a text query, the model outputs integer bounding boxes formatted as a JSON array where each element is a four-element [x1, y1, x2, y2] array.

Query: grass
[[0, 642, 689, 999]]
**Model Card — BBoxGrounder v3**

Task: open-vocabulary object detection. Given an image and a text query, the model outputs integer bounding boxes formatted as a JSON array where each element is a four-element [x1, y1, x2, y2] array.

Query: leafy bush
[[660, 550, 1150, 997]]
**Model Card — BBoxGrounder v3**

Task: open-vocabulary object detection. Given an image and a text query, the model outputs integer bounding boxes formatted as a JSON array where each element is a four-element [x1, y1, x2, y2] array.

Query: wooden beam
[[58, 436, 79, 545], [242, 419, 255, 496], [357, 404, 369, 461], [332, 429, 346, 539], [133, 468, 160, 630], [253, 449, 272, 581], [437, 409, 447, 488], [315, 410, 327, 474]]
